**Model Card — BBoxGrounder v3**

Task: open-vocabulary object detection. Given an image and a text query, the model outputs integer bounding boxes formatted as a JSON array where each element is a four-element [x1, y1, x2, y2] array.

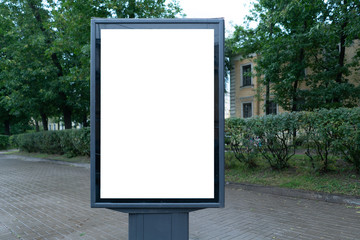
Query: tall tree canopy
[[0, 0, 184, 134], [227, 0, 360, 112]]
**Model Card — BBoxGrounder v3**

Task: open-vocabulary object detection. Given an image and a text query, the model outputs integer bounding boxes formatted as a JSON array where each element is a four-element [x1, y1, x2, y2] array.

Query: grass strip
[[225, 152, 360, 196]]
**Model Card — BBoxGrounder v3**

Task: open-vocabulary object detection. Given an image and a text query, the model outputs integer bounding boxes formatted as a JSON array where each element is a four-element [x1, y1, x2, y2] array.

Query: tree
[[0, 0, 184, 132], [0, 0, 60, 132], [0, 1, 41, 134], [304, 0, 360, 109], [227, 0, 360, 111], [106, 0, 184, 18], [47, 0, 184, 128]]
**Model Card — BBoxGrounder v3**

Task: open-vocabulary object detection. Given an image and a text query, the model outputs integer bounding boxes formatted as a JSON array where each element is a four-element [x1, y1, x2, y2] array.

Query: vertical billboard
[[91, 18, 224, 209]]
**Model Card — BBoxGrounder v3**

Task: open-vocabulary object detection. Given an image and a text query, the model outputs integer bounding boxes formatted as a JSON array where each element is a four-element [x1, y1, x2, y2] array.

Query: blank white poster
[[100, 29, 214, 199]]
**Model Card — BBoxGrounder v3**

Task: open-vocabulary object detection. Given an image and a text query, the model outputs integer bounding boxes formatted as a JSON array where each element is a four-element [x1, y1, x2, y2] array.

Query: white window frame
[[241, 101, 253, 118], [240, 63, 253, 87]]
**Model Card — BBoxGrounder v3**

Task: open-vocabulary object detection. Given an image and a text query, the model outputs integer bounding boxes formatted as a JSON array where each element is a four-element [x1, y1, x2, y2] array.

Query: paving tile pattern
[[0, 155, 359, 240]]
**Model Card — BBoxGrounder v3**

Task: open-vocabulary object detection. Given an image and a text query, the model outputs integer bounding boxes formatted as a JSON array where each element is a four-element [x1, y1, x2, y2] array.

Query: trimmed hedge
[[226, 112, 299, 170], [13, 127, 90, 157], [226, 107, 360, 172], [0, 135, 9, 150]]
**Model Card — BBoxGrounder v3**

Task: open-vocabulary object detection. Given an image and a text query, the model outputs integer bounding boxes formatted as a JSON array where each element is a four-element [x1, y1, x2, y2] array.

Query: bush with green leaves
[[58, 128, 90, 157], [226, 113, 299, 170], [226, 107, 360, 173], [253, 113, 298, 170], [0, 135, 9, 150], [301, 110, 339, 172], [9, 135, 19, 148], [331, 108, 360, 173], [226, 118, 259, 168], [15, 131, 61, 154], [300, 108, 360, 173], [14, 128, 90, 157]]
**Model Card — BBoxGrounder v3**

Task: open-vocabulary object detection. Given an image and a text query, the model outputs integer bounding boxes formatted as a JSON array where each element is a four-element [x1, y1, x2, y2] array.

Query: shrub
[[40, 131, 62, 154], [57, 128, 90, 157], [16, 133, 37, 152], [226, 107, 360, 173], [253, 113, 298, 170], [300, 108, 359, 173], [14, 128, 90, 157], [224, 151, 240, 169], [9, 135, 19, 148], [331, 108, 360, 173], [0, 135, 9, 150], [226, 113, 299, 170], [226, 118, 259, 168], [301, 110, 336, 172], [72, 127, 90, 156]]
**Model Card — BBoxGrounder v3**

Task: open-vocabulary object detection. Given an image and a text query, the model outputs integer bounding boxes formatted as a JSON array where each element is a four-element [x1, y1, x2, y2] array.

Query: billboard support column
[[129, 211, 189, 240]]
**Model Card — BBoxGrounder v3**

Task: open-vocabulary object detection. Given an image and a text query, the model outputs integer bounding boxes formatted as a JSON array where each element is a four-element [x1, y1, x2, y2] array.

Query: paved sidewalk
[[0, 154, 359, 240]]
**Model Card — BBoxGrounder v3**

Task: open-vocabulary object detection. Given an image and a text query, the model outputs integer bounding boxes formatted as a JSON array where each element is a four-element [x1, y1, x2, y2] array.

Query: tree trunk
[[336, 31, 346, 84], [63, 107, 72, 129], [4, 119, 10, 136], [129, 0, 136, 18], [265, 23, 273, 115], [265, 85, 270, 115], [291, 80, 299, 112], [82, 114, 89, 127], [41, 113, 48, 131], [333, 0, 348, 103], [334, 22, 347, 103], [35, 121, 40, 132]]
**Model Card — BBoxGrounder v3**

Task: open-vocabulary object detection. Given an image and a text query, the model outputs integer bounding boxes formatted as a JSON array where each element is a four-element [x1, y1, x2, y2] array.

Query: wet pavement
[[0, 154, 359, 240]]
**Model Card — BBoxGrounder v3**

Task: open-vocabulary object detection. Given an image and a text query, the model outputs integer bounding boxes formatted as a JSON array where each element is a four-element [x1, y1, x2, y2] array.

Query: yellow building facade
[[230, 40, 360, 118], [230, 54, 286, 118]]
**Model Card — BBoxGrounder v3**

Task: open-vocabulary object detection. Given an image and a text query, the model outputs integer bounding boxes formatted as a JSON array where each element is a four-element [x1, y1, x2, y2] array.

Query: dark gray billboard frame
[[91, 18, 224, 239]]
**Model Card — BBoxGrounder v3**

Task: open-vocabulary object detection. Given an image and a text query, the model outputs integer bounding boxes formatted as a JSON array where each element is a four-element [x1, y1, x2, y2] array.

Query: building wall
[[230, 55, 259, 118], [230, 40, 360, 118], [346, 40, 360, 84], [230, 63, 236, 118]]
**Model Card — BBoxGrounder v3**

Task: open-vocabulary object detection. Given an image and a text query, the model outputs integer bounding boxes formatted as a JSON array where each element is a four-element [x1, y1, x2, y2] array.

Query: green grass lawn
[[225, 151, 360, 196]]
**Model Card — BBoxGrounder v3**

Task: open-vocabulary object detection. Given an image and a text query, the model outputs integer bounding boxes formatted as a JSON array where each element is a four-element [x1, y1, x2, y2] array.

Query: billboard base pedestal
[[129, 212, 189, 240]]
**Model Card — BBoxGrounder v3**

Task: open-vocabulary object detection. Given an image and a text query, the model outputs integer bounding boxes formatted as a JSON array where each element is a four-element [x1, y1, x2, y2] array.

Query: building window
[[242, 102, 252, 118], [242, 64, 252, 86], [266, 101, 277, 115]]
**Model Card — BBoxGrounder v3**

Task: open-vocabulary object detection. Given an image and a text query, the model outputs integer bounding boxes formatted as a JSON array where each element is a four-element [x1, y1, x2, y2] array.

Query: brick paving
[[0, 154, 360, 240]]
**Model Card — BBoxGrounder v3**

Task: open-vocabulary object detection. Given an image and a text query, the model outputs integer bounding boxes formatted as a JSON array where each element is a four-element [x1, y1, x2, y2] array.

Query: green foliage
[[227, 0, 360, 111], [0, 135, 9, 150], [15, 128, 90, 157], [226, 118, 259, 168], [301, 109, 340, 172], [9, 135, 18, 148], [300, 108, 360, 173], [58, 128, 90, 157], [226, 113, 299, 170], [224, 151, 241, 169], [254, 113, 299, 170], [0, 0, 184, 133], [226, 107, 360, 172], [331, 108, 360, 173]]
